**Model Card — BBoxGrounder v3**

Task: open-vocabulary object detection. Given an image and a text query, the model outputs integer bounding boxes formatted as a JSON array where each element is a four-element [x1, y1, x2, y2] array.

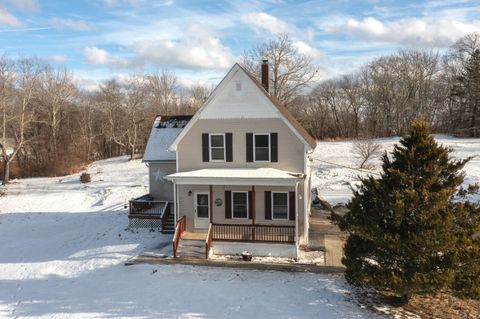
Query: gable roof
[[239, 64, 317, 149], [169, 63, 317, 150], [143, 115, 192, 162]]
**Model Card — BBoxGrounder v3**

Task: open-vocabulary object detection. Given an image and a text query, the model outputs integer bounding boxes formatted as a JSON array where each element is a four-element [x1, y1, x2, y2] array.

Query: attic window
[[235, 82, 242, 91]]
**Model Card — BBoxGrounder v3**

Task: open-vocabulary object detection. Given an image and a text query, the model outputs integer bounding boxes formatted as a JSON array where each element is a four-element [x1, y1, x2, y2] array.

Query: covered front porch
[[166, 168, 306, 259]]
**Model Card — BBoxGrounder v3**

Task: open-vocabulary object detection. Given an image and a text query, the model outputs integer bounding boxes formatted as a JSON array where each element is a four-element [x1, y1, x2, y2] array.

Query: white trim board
[[168, 178, 300, 186]]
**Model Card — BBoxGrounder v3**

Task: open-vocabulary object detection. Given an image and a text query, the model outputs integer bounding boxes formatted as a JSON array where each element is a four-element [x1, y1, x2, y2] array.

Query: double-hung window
[[209, 133, 225, 161], [254, 133, 270, 162], [272, 192, 288, 219], [232, 191, 248, 219]]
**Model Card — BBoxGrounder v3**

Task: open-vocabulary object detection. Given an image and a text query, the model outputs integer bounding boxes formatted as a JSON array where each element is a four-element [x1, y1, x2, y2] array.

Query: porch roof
[[165, 168, 305, 186]]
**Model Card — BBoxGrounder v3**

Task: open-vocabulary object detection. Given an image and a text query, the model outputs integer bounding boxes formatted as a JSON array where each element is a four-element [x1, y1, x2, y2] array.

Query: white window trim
[[231, 191, 249, 219], [272, 191, 289, 220], [253, 133, 270, 162], [209, 133, 226, 162]]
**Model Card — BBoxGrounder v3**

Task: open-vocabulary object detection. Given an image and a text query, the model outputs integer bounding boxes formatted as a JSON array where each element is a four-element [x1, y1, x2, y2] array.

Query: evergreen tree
[[332, 120, 480, 302]]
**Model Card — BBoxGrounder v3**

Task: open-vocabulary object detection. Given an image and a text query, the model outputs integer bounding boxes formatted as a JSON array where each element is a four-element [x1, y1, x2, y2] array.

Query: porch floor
[[182, 231, 207, 240]]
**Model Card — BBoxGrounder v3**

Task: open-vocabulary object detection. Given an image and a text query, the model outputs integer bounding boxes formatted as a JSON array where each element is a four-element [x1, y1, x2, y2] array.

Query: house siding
[[177, 118, 305, 173], [148, 161, 176, 201]]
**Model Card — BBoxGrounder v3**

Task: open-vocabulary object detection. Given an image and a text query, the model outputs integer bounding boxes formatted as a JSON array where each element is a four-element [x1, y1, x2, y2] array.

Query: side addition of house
[[136, 61, 316, 259]]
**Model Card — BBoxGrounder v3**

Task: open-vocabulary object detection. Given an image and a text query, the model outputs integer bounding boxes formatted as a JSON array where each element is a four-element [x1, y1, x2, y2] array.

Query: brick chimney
[[261, 59, 269, 93]]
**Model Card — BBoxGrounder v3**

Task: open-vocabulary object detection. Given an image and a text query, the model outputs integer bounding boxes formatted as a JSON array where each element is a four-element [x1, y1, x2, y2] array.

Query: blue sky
[[0, 0, 479, 89]]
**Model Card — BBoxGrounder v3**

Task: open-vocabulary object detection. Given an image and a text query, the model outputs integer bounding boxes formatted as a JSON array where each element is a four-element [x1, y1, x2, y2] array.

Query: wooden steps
[[161, 212, 175, 234], [176, 239, 205, 259]]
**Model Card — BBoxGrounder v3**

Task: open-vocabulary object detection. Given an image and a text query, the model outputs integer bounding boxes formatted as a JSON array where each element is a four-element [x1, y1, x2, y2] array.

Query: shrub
[[80, 172, 91, 183]]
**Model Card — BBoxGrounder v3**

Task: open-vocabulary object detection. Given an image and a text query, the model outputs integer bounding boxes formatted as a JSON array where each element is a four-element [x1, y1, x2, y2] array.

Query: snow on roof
[[143, 116, 191, 162], [166, 168, 305, 185]]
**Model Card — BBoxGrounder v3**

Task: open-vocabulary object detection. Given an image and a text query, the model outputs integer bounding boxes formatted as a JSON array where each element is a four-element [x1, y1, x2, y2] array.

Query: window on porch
[[272, 192, 288, 219], [232, 191, 248, 219]]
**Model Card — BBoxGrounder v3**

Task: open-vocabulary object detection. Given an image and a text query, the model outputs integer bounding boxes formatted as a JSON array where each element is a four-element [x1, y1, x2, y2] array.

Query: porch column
[[251, 185, 256, 225], [209, 185, 213, 224], [251, 185, 256, 241]]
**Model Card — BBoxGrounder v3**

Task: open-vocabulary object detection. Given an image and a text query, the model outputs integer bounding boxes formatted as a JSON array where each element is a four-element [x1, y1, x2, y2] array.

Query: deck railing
[[205, 224, 213, 259], [212, 224, 295, 243], [128, 195, 167, 218], [172, 216, 186, 258]]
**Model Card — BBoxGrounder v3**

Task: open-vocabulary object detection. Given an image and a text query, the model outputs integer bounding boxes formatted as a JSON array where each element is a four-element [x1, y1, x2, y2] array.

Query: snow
[[167, 167, 303, 181], [0, 156, 382, 318], [143, 117, 186, 162], [312, 135, 480, 205]]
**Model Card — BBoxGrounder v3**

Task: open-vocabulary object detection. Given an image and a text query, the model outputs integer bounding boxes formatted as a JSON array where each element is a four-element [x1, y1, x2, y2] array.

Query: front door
[[194, 192, 210, 229]]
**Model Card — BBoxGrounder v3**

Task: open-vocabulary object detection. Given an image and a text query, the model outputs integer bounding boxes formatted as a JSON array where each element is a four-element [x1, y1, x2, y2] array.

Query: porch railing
[[205, 224, 213, 259], [172, 216, 186, 258], [212, 223, 295, 243]]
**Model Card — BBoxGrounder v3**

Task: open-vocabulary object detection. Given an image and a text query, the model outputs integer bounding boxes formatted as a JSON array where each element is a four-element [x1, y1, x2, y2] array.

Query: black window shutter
[[226, 133, 233, 162], [289, 191, 296, 221], [202, 133, 209, 162], [246, 133, 253, 162], [225, 190, 232, 219], [270, 132, 278, 162], [248, 191, 254, 219], [264, 191, 271, 220]]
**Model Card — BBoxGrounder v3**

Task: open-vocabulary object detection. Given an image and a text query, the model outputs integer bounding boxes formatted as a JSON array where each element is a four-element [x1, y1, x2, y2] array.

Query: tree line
[[0, 60, 210, 184], [1, 32, 479, 183], [284, 33, 480, 139]]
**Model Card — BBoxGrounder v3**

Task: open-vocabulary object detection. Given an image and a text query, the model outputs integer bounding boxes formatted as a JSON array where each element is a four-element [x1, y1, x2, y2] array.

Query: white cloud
[[325, 16, 480, 47], [102, 0, 171, 7], [241, 12, 294, 35], [5, 0, 38, 12], [84, 25, 235, 70], [131, 26, 234, 69], [0, 7, 23, 27], [84, 46, 131, 68], [293, 41, 322, 61], [51, 18, 93, 31], [50, 55, 67, 64]]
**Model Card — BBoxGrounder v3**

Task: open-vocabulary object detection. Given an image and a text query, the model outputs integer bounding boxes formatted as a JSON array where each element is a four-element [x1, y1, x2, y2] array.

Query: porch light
[[188, 190, 192, 196]]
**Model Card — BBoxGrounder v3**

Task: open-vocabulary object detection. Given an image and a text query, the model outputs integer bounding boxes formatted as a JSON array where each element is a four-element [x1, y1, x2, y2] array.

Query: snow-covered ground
[[312, 135, 480, 205], [2, 135, 477, 318], [0, 157, 382, 318]]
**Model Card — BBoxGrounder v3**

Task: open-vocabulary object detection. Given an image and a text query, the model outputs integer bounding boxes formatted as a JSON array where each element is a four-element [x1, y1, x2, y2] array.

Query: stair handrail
[[205, 223, 213, 259], [160, 201, 170, 225], [172, 216, 186, 258]]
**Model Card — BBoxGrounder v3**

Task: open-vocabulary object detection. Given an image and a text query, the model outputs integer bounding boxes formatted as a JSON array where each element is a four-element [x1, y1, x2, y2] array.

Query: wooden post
[[209, 185, 213, 224]]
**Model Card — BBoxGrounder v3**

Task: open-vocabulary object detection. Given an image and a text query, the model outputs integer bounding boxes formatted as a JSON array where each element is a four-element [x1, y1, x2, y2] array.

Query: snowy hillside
[[312, 135, 480, 205], [0, 157, 382, 318]]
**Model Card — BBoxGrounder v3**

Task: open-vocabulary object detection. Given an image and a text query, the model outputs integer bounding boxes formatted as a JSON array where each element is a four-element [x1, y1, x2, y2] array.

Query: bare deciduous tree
[[352, 139, 382, 169], [37, 66, 76, 159], [146, 70, 179, 115], [241, 33, 318, 105], [1, 58, 43, 184]]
